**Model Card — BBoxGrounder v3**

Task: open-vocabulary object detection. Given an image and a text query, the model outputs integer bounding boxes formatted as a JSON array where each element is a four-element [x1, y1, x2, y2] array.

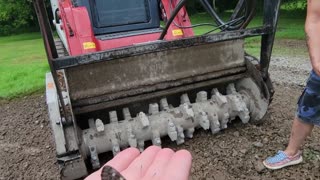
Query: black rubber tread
[[54, 38, 69, 58]]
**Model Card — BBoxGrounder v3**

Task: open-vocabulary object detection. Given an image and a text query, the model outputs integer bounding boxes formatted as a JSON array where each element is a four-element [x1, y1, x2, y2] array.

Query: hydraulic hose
[[160, 0, 256, 39], [199, 0, 256, 31], [159, 0, 188, 40]]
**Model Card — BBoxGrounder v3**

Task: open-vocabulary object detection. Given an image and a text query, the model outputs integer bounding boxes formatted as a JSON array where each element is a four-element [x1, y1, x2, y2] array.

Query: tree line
[[0, 0, 306, 36]]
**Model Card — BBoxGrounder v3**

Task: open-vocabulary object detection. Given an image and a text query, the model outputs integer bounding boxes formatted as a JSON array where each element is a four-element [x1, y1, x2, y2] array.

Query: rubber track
[[54, 38, 68, 58]]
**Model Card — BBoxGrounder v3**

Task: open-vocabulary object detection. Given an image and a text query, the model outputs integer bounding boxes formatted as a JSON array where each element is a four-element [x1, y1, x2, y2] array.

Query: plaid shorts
[[297, 70, 320, 126]]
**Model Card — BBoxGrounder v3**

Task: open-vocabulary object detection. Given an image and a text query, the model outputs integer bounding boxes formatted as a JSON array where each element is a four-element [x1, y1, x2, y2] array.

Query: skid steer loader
[[33, 0, 281, 179]]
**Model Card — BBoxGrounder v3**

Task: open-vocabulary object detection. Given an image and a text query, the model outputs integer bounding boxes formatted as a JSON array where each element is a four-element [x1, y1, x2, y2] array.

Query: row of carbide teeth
[[85, 84, 250, 169]]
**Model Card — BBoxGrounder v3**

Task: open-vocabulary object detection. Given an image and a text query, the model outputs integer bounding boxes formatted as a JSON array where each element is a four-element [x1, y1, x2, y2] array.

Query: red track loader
[[33, 0, 281, 179]]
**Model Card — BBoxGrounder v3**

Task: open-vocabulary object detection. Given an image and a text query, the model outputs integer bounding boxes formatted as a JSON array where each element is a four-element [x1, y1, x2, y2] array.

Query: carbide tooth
[[109, 111, 118, 123], [211, 88, 227, 106], [226, 83, 237, 95], [138, 140, 145, 152], [197, 111, 210, 130], [180, 103, 194, 120], [111, 136, 120, 156], [160, 98, 169, 111], [220, 112, 229, 129], [167, 120, 178, 141], [176, 126, 185, 145], [196, 91, 208, 102], [95, 119, 105, 133], [230, 94, 250, 124], [88, 118, 95, 129], [149, 103, 159, 115], [127, 125, 137, 148], [212, 88, 219, 95], [185, 128, 195, 138], [208, 112, 220, 134], [231, 96, 242, 112], [112, 144, 120, 156], [236, 99, 250, 123], [152, 131, 161, 147], [239, 108, 250, 124], [128, 134, 137, 148], [138, 112, 149, 128], [123, 108, 131, 120], [89, 145, 100, 169], [180, 94, 190, 104]]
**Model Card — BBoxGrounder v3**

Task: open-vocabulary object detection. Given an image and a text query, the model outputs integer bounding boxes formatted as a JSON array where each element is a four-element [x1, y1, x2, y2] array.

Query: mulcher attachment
[[81, 78, 268, 170]]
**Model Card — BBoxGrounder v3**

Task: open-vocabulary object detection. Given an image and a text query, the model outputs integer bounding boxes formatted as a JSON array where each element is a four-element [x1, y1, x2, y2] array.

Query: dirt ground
[[1, 40, 320, 180]]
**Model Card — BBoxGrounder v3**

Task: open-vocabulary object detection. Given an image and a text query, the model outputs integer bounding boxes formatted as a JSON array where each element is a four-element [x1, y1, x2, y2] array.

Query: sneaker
[[263, 150, 303, 170]]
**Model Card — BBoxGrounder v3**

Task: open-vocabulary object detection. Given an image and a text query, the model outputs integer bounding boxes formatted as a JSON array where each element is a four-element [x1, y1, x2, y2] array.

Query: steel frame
[[34, 0, 281, 117]]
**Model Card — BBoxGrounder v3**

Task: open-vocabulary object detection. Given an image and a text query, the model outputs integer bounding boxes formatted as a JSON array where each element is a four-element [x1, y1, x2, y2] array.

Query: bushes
[[0, 0, 307, 36], [186, 0, 307, 14], [186, 0, 238, 14], [0, 0, 38, 35]]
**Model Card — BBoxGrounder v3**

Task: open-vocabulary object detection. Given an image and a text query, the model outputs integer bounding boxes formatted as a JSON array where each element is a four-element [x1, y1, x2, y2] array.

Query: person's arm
[[306, 0, 320, 76]]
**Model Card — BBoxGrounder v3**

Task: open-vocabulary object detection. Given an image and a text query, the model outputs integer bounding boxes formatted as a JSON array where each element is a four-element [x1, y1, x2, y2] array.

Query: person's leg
[[284, 117, 314, 156], [263, 71, 320, 170], [262, 117, 309, 170]]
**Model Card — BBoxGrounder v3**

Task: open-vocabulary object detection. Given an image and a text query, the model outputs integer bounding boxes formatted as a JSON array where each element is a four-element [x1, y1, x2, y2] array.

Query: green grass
[[0, 10, 307, 99], [189, 11, 306, 57], [190, 11, 306, 38], [0, 32, 43, 43], [0, 33, 49, 99], [191, 12, 305, 39], [246, 12, 306, 56]]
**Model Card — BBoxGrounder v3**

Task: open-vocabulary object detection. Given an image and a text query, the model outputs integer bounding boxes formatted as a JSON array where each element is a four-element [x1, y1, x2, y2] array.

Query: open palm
[[85, 146, 192, 180]]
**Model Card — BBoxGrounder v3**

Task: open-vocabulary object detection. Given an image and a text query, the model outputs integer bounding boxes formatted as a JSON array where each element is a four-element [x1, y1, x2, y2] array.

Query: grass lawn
[[191, 11, 306, 39], [0, 10, 307, 99], [0, 33, 49, 99], [190, 11, 306, 57], [245, 10, 307, 57]]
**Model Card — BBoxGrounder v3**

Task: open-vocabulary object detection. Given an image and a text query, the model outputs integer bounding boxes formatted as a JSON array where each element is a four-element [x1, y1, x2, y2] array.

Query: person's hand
[[85, 146, 192, 180]]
